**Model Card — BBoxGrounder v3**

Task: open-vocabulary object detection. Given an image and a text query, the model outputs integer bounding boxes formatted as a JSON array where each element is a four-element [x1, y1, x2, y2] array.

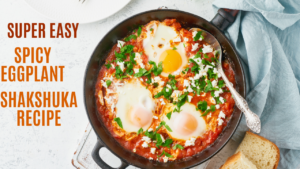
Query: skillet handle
[[211, 8, 239, 31], [92, 139, 129, 169]]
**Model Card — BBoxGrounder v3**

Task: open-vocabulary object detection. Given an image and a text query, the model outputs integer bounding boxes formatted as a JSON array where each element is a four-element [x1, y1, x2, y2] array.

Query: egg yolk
[[173, 113, 198, 136], [129, 105, 152, 128], [159, 49, 182, 73]]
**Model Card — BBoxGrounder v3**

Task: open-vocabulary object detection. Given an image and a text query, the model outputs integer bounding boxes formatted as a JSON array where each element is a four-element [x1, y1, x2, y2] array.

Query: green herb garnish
[[124, 34, 137, 42], [137, 26, 142, 37], [193, 31, 203, 41], [105, 64, 112, 69], [106, 80, 112, 87], [137, 128, 143, 135], [166, 112, 172, 120], [158, 150, 173, 158], [197, 101, 207, 111], [172, 144, 184, 150], [114, 117, 123, 129]]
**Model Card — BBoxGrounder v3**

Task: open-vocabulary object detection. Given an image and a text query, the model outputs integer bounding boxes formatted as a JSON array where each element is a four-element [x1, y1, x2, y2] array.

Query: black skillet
[[84, 8, 244, 169]]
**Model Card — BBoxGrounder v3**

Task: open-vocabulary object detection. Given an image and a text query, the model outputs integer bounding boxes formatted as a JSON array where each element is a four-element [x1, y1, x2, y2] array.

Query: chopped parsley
[[113, 117, 123, 129], [172, 47, 177, 50], [193, 31, 203, 41], [158, 150, 173, 158], [172, 144, 184, 150], [106, 80, 112, 87], [166, 112, 172, 120], [150, 28, 153, 31], [137, 26, 142, 37], [137, 128, 143, 135], [124, 34, 137, 42], [162, 139, 173, 148], [173, 92, 188, 112], [201, 105, 216, 116], [197, 100, 207, 111], [218, 80, 225, 88], [105, 64, 112, 69], [149, 61, 163, 76]]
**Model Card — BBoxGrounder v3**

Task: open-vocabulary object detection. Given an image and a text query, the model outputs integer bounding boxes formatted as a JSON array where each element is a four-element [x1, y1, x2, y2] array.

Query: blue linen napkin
[[212, 0, 300, 168]]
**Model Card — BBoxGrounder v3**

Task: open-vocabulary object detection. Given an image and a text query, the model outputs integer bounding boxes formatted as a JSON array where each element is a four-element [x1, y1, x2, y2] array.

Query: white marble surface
[[0, 0, 220, 168]]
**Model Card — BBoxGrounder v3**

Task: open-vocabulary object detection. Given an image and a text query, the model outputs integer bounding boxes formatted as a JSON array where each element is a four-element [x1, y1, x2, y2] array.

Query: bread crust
[[220, 152, 242, 169], [245, 132, 280, 169]]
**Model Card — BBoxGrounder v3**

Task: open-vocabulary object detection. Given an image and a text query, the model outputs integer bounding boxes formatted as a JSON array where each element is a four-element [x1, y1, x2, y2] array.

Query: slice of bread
[[235, 131, 280, 169], [220, 151, 257, 169]]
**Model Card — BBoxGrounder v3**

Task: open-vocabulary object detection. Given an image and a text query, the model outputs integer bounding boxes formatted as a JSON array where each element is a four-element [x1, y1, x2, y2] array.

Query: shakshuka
[[95, 19, 236, 163]]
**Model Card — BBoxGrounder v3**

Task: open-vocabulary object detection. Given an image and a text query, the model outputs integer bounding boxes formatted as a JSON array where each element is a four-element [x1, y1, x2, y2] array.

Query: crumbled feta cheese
[[160, 134, 165, 143], [150, 148, 156, 154], [101, 80, 108, 88], [166, 88, 169, 92], [185, 137, 196, 147], [216, 104, 220, 109], [154, 76, 161, 82], [153, 116, 158, 119], [117, 40, 125, 48], [160, 98, 166, 105], [148, 128, 153, 132], [149, 157, 153, 160], [192, 31, 198, 38], [163, 156, 169, 163], [140, 78, 144, 82], [142, 142, 149, 148], [142, 136, 152, 143], [133, 148, 136, 152], [214, 89, 223, 97], [213, 68, 218, 74], [171, 90, 181, 101], [117, 61, 125, 71], [183, 80, 190, 87], [188, 95, 193, 102], [209, 97, 216, 104], [135, 52, 145, 68], [194, 58, 202, 65], [153, 76, 165, 86], [185, 86, 193, 93], [207, 113, 212, 118], [191, 43, 199, 51], [200, 37, 203, 41], [218, 119, 224, 126], [211, 80, 218, 88], [134, 68, 139, 73], [184, 37, 189, 42], [204, 65, 213, 71], [166, 84, 171, 89], [203, 44, 213, 53], [173, 36, 181, 42], [219, 97, 225, 104], [219, 111, 226, 119]]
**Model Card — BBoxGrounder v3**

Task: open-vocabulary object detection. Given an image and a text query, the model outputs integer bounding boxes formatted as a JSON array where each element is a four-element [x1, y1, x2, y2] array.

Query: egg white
[[163, 103, 207, 140], [115, 80, 155, 133], [143, 22, 188, 76]]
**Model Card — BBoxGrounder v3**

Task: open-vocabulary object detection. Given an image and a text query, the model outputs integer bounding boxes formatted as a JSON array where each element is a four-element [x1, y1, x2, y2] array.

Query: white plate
[[24, 0, 131, 24]]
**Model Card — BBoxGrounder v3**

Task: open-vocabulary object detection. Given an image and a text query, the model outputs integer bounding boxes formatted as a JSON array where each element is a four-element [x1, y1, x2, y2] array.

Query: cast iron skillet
[[84, 8, 245, 169]]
